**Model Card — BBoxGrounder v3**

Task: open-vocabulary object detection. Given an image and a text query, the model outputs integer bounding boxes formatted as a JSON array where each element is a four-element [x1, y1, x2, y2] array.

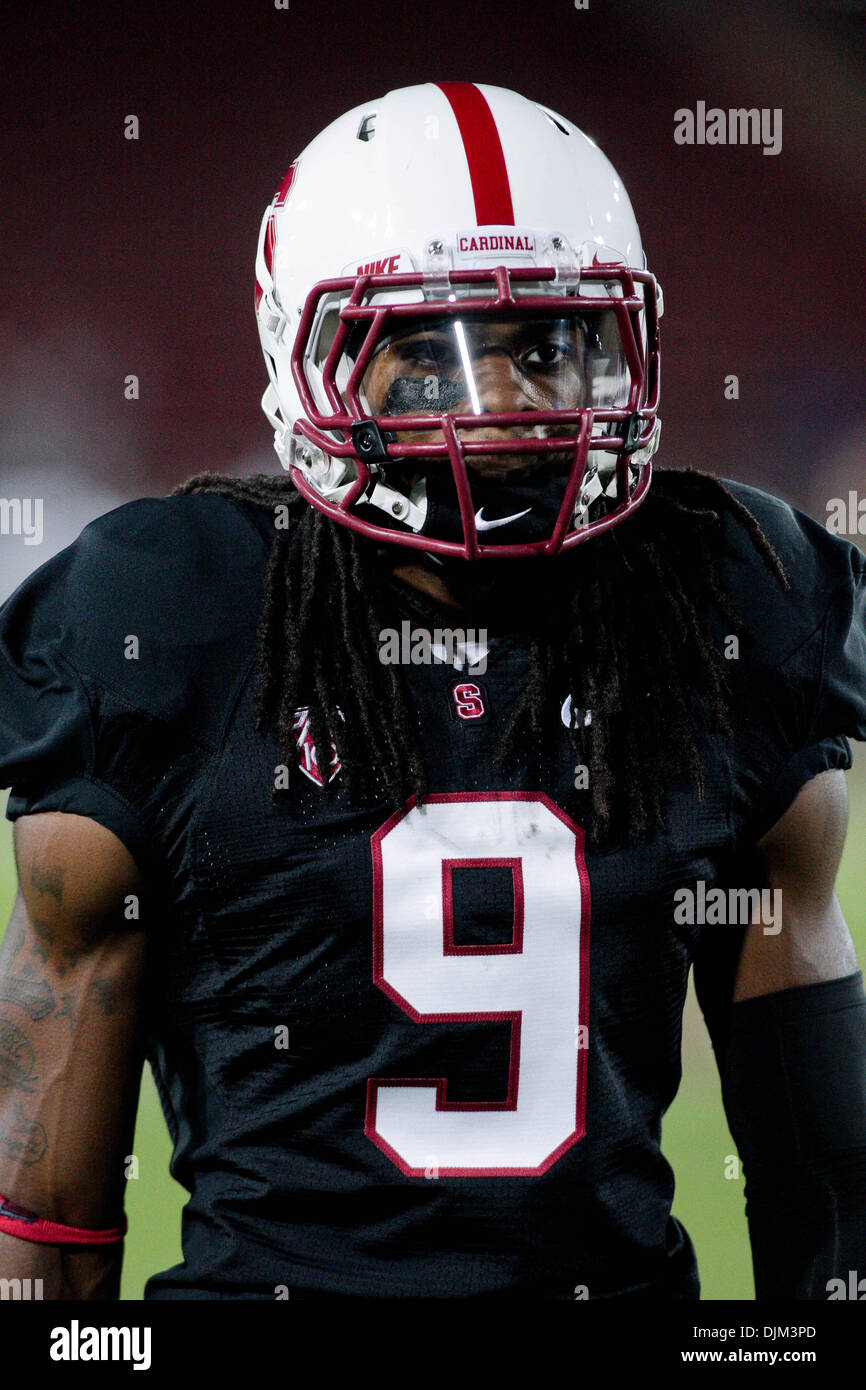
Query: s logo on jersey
[[450, 681, 488, 723]]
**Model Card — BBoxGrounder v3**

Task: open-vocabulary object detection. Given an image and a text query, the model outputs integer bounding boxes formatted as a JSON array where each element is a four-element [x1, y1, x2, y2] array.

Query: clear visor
[[324, 310, 632, 418]]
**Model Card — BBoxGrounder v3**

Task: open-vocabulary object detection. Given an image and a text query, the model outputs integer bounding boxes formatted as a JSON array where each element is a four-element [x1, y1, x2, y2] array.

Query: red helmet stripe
[[263, 157, 300, 282], [274, 158, 300, 209], [435, 82, 515, 225], [264, 213, 277, 276]]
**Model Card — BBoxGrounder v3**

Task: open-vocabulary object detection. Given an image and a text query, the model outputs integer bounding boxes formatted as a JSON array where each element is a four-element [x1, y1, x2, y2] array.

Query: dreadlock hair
[[172, 466, 789, 846]]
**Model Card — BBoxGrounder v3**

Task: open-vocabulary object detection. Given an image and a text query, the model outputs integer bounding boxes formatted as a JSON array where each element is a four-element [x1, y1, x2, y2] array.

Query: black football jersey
[[0, 479, 864, 1299]]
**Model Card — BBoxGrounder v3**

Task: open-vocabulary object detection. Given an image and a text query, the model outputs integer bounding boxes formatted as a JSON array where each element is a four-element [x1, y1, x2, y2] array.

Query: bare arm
[[694, 768, 858, 1055], [732, 767, 857, 999], [0, 812, 147, 1299]]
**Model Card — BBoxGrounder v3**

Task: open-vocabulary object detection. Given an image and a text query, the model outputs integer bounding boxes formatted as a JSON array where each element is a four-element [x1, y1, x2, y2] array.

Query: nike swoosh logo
[[474, 506, 532, 532]]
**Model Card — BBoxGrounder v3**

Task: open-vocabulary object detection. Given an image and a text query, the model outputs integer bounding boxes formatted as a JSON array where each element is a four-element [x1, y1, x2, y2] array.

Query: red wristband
[[0, 1195, 127, 1246]]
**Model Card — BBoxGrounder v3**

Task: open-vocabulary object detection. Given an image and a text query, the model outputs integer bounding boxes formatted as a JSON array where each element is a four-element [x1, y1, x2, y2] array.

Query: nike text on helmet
[[255, 82, 663, 560]]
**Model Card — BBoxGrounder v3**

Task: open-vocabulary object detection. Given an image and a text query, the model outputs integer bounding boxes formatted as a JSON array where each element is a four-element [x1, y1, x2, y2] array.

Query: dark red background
[[2, 0, 864, 519]]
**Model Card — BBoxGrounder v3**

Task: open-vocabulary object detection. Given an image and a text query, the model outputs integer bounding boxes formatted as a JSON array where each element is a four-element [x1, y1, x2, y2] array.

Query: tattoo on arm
[[58, 993, 78, 1033], [0, 1021, 38, 1092], [87, 980, 119, 1017], [0, 975, 56, 1021], [56, 979, 120, 1034], [29, 915, 56, 966], [0, 1102, 47, 1165], [29, 863, 65, 904], [28, 916, 87, 976]]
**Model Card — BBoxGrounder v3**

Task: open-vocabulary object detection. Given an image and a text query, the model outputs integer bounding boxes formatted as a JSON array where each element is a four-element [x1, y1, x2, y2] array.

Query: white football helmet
[[255, 81, 662, 560]]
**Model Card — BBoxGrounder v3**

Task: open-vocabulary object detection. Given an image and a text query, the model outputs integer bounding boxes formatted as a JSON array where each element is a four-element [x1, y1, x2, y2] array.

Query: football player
[[0, 82, 865, 1301]]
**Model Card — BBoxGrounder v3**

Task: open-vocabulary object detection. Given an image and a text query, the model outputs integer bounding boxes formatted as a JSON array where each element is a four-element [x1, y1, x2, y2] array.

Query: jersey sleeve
[[0, 521, 156, 872], [727, 498, 866, 845], [0, 492, 267, 879]]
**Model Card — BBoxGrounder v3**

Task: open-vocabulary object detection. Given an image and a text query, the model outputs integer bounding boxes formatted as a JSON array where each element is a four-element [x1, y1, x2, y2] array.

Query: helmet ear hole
[[312, 306, 340, 367], [312, 305, 370, 368]]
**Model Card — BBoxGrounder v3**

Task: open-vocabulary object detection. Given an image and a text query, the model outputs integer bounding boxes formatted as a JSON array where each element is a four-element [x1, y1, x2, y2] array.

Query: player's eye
[[393, 335, 456, 368], [522, 337, 579, 369]]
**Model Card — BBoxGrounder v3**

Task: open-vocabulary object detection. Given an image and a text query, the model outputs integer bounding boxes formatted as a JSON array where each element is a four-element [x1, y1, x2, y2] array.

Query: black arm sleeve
[[719, 973, 866, 1300]]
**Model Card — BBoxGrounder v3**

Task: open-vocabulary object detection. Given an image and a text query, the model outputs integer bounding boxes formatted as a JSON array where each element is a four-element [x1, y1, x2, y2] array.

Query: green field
[[1, 748, 864, 1299]]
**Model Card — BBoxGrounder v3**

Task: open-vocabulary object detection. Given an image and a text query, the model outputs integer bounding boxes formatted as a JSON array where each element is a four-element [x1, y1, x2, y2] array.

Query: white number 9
[[367, 792, 590, 1176]]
